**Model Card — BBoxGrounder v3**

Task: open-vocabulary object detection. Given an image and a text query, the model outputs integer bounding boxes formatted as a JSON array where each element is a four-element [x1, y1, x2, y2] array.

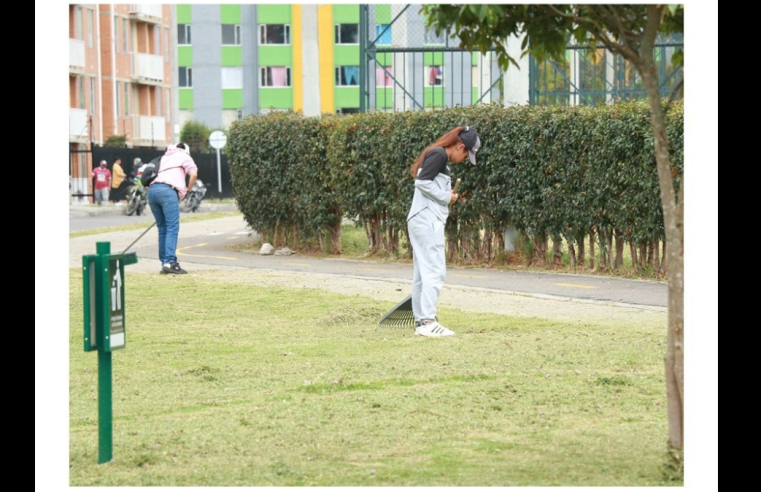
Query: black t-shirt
[[416, 146, 449, 181]]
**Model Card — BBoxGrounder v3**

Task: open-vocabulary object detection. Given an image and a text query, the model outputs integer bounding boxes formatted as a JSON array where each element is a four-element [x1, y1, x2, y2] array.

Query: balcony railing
[[69, 38, 85, 73], [129, 4, 163, 24], [132, 115, 166, 146], [131, 52, 164, 84], [70, 108, 89, 143]]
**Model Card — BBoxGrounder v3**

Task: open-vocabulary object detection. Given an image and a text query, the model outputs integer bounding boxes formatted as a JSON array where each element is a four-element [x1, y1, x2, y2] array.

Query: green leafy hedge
[[226, 100, 683, 271]]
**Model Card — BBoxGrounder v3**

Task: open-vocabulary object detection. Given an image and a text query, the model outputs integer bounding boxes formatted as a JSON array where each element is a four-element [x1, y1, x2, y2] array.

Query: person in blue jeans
[[147, 143, 198, 274]]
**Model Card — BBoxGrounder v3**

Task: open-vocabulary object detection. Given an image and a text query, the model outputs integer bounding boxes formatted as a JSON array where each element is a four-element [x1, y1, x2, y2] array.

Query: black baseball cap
[[460, 126, 481, 165]]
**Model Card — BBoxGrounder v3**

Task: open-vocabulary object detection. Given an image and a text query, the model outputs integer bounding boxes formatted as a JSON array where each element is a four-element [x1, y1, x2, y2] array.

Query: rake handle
[[450, 178, 462, 207]]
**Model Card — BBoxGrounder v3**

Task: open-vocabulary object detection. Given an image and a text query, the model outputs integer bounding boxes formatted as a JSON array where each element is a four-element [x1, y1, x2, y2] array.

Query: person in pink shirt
[[91, 160, 111, 205], [147, 143, 198, 274]]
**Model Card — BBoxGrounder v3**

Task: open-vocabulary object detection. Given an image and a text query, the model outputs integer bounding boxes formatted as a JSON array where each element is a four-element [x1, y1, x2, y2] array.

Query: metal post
[[359, 5, 367, 112], [216, 148, 222, 194], [96, 241, 113, 464]]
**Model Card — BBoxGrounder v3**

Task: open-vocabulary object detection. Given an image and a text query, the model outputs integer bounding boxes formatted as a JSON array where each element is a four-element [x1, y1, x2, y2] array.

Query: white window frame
[[75, 6, 83, 40], [156, 86, 162, 116], [375, 65, 394, 88], [424, 27, 446, 46], [113, 16, 119, 53], [335, 66, 360, 86], [334, 23, 359, 45], [179, 67, 193, 88], [260, 66, 291, 88], [178, 24, 192, 45], [221, 67, 243, 89], [222, 24, 242, 45], [259, 24, 290, 45]]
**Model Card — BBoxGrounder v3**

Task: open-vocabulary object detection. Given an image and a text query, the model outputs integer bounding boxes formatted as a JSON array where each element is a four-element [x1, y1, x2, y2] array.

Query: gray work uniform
[[406, 146, 451, 322]]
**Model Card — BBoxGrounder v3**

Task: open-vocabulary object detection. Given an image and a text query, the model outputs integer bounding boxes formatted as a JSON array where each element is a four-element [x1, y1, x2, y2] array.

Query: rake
[[378, 294, 415, 326], [378, 178, 461, 327]]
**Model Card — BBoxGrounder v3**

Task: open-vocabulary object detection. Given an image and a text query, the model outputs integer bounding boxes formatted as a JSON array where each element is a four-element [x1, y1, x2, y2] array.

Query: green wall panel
[[259, 89, 293, 109], [375, 5, 391, 23], [179, 89, 193, 110], [424, 87, 445, 107], [178, 46, 193, 67], [220, 4, 241, 24], [334, 45, 359, 65], [373, 53, 393, 66], [333, 4, 359, 23], [335, 87, 359, 108], [375, 88, 393, 109], [472, 86, 478, 104], [423, 52, 444, 65], [221, 46, 242, 66], [177, 4, 191, 24], [259, 46, 292, 66], [222, 89, 243, 109], [257, 4, 291, 23]]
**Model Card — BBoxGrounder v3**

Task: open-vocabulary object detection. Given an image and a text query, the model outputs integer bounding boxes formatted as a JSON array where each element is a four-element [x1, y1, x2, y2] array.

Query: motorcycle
[[183, 179, 207, 213], [124, 175, 149, 216]]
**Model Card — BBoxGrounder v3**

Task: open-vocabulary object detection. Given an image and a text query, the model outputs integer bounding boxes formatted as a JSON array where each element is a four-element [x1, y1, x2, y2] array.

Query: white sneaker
[[415, 321, 455, 337]]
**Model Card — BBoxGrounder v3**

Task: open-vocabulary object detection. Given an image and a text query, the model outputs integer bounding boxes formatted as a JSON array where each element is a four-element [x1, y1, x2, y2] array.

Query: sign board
[[209, 130, 227, 150], [106, 255, 126, 350]]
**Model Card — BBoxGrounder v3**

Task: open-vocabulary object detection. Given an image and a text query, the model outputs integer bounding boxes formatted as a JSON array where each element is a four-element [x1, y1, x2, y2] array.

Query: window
[[154, 25, 160, 55], [77, 76, 85, 109], [336, 108, 360, 114], [179, 67, 192, 88], [222, 67, 243, 89], [375, 66, 393, 87], [424, 27, 446, 45], [86, 9, 93, 48], [165, 88, 171, 119], [113, 17, 119, 53], [374, 24, 391, 45], [237, 109, 244, 121], [115, 81, 120, 116], [178, 24, 191, 45], [123, 18, 129, 52], [259, 24, 290, 44], [124, 82, 130, 117], [156, 86, 162, 116], [425, 65, 444, 86], [260, 67, 291, 87], [335, 66, 359, 86], [75, 6, 82, 39], [335, 24, 359, 44], [164, 27, 170, 61], [89, 77, 95, 114], [222, 24, 241, 45]]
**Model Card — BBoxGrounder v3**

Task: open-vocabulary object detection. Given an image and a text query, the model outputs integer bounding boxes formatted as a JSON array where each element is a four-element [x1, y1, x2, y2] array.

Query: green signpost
[[82, 241, 137, 464]]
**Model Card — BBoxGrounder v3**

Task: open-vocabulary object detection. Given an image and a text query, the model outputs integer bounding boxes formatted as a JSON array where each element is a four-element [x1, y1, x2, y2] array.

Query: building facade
[[69, 4, 177, 202]]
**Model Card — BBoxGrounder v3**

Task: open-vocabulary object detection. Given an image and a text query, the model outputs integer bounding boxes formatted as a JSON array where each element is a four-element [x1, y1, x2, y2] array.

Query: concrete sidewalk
[[69, 200, 239, 218]]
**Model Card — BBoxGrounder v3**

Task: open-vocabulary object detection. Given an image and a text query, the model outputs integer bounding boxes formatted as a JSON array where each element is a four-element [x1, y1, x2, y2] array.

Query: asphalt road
[[69, 206, 667, 309]]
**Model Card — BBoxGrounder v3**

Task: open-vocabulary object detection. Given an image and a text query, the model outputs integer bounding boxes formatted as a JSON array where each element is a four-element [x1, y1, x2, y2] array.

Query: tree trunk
[[568, 241, 577, 269], [614, 229, 625, 269], [552, 237, 564, 267], [629, 239, 639, 268], [640, 9, 684, 449], [588, 228, 596, 271], [577, 233, 586, 268]]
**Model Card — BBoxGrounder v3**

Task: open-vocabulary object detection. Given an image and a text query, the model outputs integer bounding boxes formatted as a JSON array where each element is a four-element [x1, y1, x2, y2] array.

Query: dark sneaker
[[162, 262, 188, 274]]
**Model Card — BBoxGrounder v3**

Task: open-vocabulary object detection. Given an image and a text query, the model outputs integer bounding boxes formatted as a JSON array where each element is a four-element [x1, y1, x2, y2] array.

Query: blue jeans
[[147, 183, 180, 265]]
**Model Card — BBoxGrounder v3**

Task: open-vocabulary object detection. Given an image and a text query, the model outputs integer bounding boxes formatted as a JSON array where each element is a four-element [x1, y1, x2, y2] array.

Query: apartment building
[[69, 4, 177, 200], [174, 3, 507, 128]]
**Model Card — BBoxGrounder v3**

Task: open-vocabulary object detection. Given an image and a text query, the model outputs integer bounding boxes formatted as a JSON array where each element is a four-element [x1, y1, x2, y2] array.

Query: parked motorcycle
[[124, 175, 149, 216], [183, 179, 207, 213]]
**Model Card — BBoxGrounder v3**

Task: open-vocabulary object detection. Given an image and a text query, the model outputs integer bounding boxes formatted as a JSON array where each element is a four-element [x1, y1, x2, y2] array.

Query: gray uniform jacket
[[406, 146, 452, 223]]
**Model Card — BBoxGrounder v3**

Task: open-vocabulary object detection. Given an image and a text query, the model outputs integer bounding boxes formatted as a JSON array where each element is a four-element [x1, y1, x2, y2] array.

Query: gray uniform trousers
[[408, 208, 447, 321]]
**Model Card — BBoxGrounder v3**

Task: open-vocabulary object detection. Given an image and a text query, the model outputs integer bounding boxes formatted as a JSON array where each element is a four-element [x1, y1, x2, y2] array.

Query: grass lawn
[[68, 269, 679, 486]]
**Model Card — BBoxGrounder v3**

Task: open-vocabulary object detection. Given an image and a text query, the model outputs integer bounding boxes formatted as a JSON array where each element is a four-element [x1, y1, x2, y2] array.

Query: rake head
[[378, 295, 415, 327]]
